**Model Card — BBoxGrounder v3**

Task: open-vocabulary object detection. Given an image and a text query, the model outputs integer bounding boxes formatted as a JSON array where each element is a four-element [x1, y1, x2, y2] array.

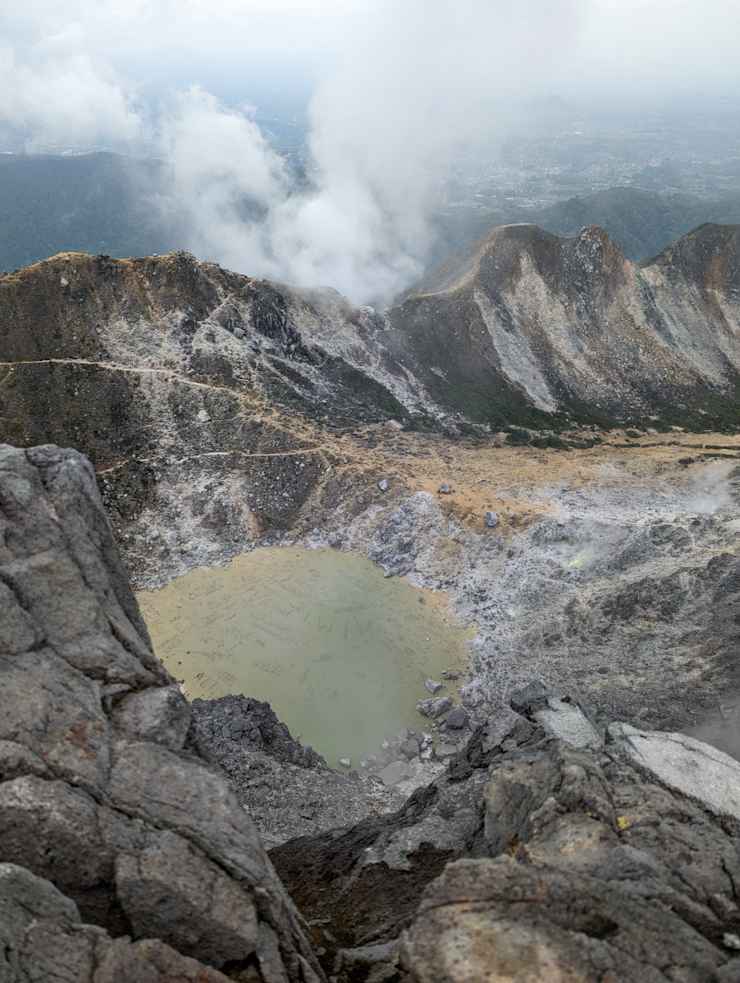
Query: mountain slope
[[3, 233, 740, 732], [388, 221, 740, 424]]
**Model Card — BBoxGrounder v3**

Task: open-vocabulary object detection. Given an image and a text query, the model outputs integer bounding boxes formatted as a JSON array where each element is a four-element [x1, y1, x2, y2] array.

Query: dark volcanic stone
[[0, 443, 324, 983], [446, 707, 469, 730]]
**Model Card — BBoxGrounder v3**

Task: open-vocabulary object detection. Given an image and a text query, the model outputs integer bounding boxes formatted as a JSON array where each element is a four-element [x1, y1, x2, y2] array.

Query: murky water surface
[[136, 548, 471, 768]]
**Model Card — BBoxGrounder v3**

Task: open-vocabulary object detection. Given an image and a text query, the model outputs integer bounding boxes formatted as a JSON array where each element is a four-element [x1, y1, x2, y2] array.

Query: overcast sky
[[3, 0, 740, 89], [1, 0, 738, 155]]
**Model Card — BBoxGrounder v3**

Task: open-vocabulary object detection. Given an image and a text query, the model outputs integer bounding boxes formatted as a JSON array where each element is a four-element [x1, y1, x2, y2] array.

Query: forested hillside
[[430, 186, 740, 271], [0, 153, 173, 272]]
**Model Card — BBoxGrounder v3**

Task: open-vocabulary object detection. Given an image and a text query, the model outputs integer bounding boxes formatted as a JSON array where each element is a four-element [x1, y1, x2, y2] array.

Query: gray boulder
[[400, 740, 421, 759], [416, 697, 453, 718], [608, 723, 740, 823], [0, 861, 234, 983], [446, 707, 469, 730]]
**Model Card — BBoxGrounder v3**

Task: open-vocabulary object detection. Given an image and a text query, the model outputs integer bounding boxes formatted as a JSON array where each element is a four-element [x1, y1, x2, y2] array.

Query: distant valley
[[3, 150, 740, 285]]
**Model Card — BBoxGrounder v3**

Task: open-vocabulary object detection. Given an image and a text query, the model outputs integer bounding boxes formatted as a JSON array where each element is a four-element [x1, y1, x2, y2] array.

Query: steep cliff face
[[0, 443, 323, 982], [2, 223, 740, 474], [389, 222, 740, 419], [0, 249, 413, 460]]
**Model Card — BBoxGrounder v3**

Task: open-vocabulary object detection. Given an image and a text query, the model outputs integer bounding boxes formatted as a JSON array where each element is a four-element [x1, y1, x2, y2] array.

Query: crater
[[137, 547, 472, 769]]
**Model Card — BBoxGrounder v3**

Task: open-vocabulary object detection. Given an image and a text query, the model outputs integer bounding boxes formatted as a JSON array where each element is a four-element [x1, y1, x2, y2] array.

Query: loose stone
[[416, 697, 453, 718], [447, 707, 469, 729], [401, 740, 421, 759]]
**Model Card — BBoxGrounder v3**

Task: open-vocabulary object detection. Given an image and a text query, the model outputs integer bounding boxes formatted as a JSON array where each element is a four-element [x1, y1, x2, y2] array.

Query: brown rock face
[[400, 857, 726, 983], [388, 222, 740, 418], [0, 443, 324, 982]]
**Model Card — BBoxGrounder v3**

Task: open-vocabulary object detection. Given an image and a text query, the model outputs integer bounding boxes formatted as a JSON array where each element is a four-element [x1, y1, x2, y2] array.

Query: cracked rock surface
[[6, 440, 740, 983], [0, 443, 323, 983], [271, 684, 740, 983]]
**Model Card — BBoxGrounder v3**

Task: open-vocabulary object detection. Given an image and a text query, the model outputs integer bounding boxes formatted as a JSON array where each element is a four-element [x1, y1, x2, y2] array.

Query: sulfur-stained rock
[[400, 857, 726, 983]]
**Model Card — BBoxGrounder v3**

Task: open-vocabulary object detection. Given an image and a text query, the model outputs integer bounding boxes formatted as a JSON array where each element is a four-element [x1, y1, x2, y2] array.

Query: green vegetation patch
[[324, 359, 406, 420]]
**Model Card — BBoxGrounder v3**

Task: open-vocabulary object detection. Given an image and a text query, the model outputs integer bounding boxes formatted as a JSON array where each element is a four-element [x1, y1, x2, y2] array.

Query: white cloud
[[2, 0, 740, 302]]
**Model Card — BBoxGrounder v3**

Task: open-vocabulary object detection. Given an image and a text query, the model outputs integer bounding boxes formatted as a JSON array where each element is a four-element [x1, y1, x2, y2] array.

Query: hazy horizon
[[2, 0, 739, 303]]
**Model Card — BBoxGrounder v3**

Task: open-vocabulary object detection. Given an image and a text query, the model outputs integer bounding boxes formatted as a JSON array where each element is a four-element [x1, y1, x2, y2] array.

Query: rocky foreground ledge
[[0, 443, 322, 982], [5, 444, 740, 983]]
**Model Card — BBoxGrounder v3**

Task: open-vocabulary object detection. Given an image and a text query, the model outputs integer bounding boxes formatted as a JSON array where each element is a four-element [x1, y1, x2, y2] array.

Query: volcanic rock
[[416, 697, 453, 718], [0, 443, 323, 982], [272, 685, 740, 982], [446, 706, 469, 729]]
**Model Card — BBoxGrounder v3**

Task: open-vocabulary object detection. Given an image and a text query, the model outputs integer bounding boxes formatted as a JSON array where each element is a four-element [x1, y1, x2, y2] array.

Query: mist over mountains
[[4, 0, 740, 306], [3, 150, 740, 304]]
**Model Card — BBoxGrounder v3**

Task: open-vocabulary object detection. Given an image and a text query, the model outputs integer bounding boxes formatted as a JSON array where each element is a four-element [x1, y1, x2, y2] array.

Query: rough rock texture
[[191, 694, 406, 848], [271, 686, 740, 983], [329, 461, 740, 736], [3, 238, 740, 736], [0, 862, 235, 983], [0, 443, 323, 982], [392, 221, 740, 417], [1, 225, 739, 588], [6, 436, 740, 982]]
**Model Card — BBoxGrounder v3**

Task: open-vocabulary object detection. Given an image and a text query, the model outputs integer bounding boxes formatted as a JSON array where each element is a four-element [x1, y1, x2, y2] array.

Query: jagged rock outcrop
[[1, 224, 739, 607], [0, 862, 236, 983], [7, 241, 740, 732], [0, 443, 323, 982], [6, 439, 740, 982], [271, 683, 740, 982], [2, 224, 740, 492]]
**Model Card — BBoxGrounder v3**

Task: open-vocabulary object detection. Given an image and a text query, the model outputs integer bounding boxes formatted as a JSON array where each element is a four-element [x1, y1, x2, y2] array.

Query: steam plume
[[2, 0, 580, 303]]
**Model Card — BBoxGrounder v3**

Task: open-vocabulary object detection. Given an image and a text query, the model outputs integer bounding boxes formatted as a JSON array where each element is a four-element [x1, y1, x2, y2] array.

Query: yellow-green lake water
[[136, 547, 471, 769]]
